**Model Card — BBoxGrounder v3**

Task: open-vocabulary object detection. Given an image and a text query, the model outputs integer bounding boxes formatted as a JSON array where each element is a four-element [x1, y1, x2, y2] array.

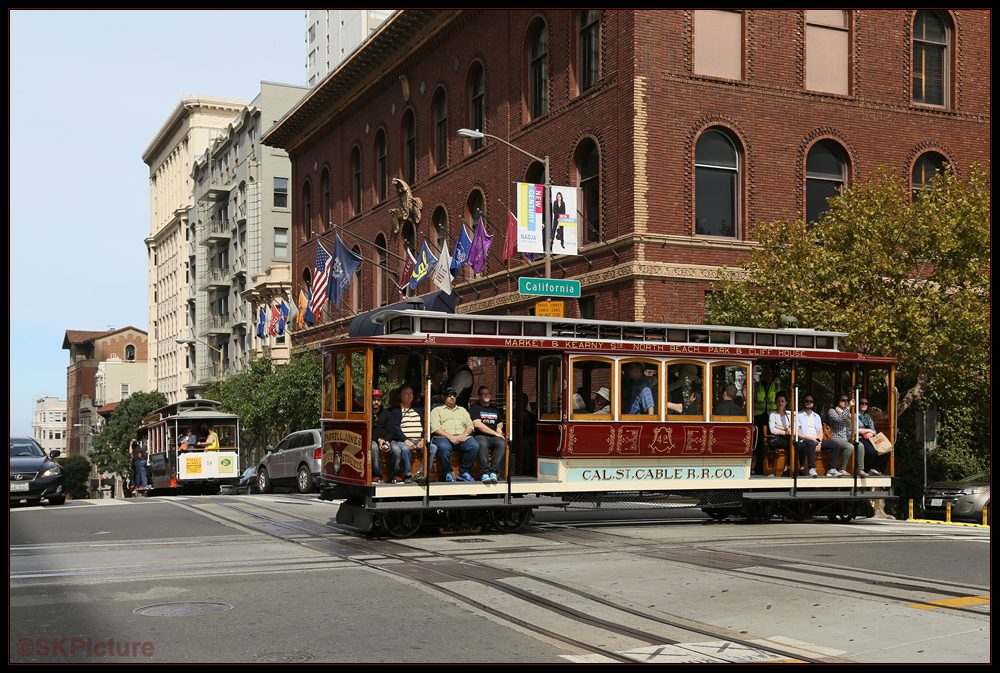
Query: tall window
[[274, 228, 289, 258], [402, 110, 416, 185], [806, 10, 849, 95], [693, 10, 742, 80], [402, 222, 416, 259], [913, 10, 949, 107], [433, 207, 448, 251], [274, 177, 288, 208], [467, 63, 485, 152], [433, 89, 448, 171], [576, 140, 600, 245], [465, 190, 485, 228], [694, 129, 739, 238], [578, 10, 600, 93], [350, 147, 362, 216], [375, 131, 387, 202], [321, 169, 330, 228], [528, 21, 548, 119], [806, 140, 847, 224], [301, 181, 311, 238], [125, 345, 135, 362], [912, 151, 947, 200]]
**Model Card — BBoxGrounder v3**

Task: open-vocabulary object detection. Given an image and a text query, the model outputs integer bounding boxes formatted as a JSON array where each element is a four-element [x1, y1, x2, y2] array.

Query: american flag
[[308, 242, 331, 318]]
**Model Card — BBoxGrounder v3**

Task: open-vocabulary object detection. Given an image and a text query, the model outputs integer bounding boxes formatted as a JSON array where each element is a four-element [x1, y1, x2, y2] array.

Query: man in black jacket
[[370, 390, 402, 484]]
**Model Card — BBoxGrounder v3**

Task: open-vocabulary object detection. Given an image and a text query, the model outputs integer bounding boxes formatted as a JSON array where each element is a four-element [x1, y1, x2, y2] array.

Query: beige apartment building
[[143, 97, 246, 402]]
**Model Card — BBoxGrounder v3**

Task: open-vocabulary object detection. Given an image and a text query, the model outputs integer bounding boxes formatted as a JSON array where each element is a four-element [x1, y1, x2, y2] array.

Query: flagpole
[[314, 229, 400, 281]]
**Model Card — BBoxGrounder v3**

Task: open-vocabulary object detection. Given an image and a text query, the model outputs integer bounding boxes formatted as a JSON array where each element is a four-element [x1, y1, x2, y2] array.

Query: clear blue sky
[[9, 10, 305, 435]]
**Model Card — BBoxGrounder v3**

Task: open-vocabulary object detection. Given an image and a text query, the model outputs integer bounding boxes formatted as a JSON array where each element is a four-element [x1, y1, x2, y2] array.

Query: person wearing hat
[[593, 387, 612, 415], [429, 386, 479, 482], [370, 389, 403, 484]]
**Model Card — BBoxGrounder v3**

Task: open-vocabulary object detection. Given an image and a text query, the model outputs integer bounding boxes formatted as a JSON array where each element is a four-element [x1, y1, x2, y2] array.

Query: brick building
[[262, 10, 990, 351], [62, 327, 148, 457]]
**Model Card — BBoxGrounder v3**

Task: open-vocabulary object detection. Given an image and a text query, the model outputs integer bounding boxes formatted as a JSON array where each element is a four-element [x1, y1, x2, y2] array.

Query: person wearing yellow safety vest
[[753, 368, 778, 475], [197, 425, 220, 450]]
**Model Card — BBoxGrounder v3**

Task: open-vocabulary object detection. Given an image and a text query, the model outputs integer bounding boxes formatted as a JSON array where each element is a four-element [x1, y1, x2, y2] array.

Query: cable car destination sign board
[[518, 278, 581, 298]]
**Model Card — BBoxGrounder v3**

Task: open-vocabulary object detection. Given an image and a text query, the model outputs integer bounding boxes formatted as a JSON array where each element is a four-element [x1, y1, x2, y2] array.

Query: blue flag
[[329, 234, 363, 308], [451, 225, 472, 278], [277, 300, 289, 335], [409, 241, 437, 290], [256, 307, 266, 339]]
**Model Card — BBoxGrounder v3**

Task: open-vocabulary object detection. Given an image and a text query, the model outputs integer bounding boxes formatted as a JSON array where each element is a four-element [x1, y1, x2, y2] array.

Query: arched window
[[524, 161, 545, 185], [465, 190, 485, 227], [374, 130, 387, 203], [321, 168, 330, 228], [575, 140, 600, 245], [912, 151, 947, 200], [913, 10, 949, 107], [402, 222, 416, 259], [350, 147, 362, 216], [374, 233, 389, 307], [125, 345, 136, 362], [302, 180, 312, 239], [695, 129, 739, 238], [433, 206, 448, 251], [527, 21, 548, 119], [402, 110, 416, 185], [467, 63, 485, 152], [806, 140, 847, 224], [578, 10, 600, 94], [433, 88, 448, 171]]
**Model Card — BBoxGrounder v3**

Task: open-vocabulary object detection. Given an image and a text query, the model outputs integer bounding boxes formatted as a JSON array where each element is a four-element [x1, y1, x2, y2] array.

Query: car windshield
[[960, 472, 989, 483], [10, 439, 46, 458]]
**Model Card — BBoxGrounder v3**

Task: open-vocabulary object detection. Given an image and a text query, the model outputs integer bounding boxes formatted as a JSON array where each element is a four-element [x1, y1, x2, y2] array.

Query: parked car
[[10, 437, 66, 506], [222, 466, 259, 495], [921, 472, 990, 524], [257, 429, 323, 494]]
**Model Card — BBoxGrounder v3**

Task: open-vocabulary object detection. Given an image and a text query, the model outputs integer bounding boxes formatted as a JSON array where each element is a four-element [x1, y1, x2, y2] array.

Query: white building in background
[[185, 82, 308, 391], [32, 397, 67, 454], [305, 10, 394, 86], [143, 97, 247, 402]]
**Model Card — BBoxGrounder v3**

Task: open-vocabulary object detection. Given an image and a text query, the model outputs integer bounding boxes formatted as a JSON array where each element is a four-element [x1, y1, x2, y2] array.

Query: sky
[[9, 10, 306, 435]]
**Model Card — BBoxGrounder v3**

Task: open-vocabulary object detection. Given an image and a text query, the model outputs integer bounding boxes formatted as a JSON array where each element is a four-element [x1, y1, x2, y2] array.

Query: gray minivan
[[257, 429, 323, 494]]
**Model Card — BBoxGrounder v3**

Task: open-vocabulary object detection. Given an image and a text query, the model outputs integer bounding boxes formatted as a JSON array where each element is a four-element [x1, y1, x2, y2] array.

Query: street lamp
[[456, 128, 552, 278], [176, 338, 225, 382]]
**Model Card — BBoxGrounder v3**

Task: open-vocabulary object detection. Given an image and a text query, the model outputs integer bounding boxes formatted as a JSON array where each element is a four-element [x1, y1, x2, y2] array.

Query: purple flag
[[468, 217, 493, 274]]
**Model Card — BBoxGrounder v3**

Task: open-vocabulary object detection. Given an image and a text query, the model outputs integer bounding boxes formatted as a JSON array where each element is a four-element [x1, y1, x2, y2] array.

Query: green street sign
[[518, 278, 581, 298]]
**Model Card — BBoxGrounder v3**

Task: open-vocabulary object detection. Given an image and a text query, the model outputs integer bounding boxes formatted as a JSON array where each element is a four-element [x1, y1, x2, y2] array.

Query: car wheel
[[297, 466, 314, 494], [257, 467, 272, 494], [47, 495, 66, 506]]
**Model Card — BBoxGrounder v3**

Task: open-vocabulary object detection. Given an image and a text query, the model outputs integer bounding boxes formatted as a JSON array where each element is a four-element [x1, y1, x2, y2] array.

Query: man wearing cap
[[593, 387, 612, 415], [429, 386, 479, 482], [370, 390, 402, 484]]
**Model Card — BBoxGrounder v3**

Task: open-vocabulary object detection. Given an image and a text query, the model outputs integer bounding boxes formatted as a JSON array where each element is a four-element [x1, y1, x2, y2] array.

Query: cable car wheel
[[378, 510, 424, 538], [742, 500, 776, 524], [490, 507, 531, 533]]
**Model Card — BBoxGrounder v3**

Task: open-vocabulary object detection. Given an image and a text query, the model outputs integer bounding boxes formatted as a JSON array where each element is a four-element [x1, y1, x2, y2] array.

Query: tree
[[206, 352, 322, 465], [90, 390, 169, 478], [709, 165, 990, 499], [57, 455, 92, 500]]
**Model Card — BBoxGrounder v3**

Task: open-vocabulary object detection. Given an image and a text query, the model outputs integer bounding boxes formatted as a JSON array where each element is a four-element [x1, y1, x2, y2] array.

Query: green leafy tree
[[206, 352, 322, 465], [57, 454, 93, 500], [710, 165, 990, 506], [90, 390, 169, 478]]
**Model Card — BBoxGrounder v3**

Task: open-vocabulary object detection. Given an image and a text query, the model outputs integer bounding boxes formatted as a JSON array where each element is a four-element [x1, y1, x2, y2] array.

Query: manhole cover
[[134, 602, 234, 617], [257, 653, 313, 663]]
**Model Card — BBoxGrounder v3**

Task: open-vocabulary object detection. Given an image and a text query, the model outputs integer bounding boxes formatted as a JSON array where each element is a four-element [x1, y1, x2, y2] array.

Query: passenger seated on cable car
[[712, 385, 744, 416], [429, 387, 479, 482], [592, 387, 612, 415], [391, 384, 425, 483], [573, 387, 589, 413], [370, 390, 403, 484], [623, 363, 655, 415], [470, 385, 505, 484], [856, 398, 889, 476], [178, 427, 196, 452], [767, 392, 800, 476]]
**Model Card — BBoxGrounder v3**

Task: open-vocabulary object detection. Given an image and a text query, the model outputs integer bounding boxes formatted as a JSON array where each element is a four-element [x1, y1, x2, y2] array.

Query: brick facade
[[262, 10, 989, 349]]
